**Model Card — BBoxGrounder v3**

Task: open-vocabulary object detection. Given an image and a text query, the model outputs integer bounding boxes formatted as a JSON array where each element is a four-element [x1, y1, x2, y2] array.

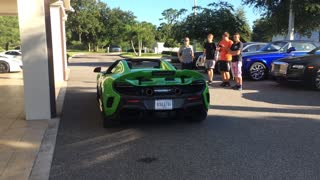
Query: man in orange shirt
[[217, 32, 233, 87]]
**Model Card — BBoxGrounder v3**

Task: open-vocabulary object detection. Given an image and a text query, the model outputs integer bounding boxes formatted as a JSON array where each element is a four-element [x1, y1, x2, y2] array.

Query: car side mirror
[[287, 47, 296, 53], [93, 67, 101, 73]]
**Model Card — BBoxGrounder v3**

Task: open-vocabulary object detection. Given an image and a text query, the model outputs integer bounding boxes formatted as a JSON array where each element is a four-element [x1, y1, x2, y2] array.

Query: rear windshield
[[127, 60, 161, 69]]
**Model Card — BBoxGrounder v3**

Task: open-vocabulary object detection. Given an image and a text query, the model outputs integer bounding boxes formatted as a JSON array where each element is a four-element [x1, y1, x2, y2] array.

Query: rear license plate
[[155, 99, 173, 110]]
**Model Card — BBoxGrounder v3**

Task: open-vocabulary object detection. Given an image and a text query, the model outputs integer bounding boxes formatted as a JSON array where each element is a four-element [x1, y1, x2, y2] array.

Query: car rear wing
[[116, 70, 205, 86]]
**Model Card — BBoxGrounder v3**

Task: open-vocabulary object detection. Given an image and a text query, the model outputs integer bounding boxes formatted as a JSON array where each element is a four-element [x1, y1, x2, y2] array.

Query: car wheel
[[103, 114, 118, 128], [96, 86, 100, 101], [99, 97, 118, 128], [314, 72, 320, 91], [188, 108, 207, 122], [249, 62, 267, 81], [0, 61, 10, 73]]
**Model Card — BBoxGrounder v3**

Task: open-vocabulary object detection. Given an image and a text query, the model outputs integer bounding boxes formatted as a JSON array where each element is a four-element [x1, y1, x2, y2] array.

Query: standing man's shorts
[[218, 61, 231, 72], [231, 61, 242, 78], [205, 59, 216, 70]]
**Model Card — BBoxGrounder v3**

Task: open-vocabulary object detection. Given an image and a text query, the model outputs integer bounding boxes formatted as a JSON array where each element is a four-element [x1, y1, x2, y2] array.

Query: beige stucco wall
[[0, 0, 17, 15]]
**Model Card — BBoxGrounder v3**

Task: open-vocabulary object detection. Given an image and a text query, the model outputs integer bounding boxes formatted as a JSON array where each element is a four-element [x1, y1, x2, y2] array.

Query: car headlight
[[291, 65, 304, 69]]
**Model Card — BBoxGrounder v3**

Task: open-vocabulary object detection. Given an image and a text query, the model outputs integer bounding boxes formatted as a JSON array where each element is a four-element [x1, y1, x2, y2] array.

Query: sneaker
[[207, 81, 213, 85], [232, 85, 239, 89], [234, 85, 242, 91], [219, 82, 226, 87], [224, 82, 231, 87]]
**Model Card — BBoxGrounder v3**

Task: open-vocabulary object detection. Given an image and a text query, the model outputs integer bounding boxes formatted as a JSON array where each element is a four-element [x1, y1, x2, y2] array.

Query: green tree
[[66, 0, 137, 51], [130, 22, 156, 56], [104, 8, 136, 47], [172, 1, 252, 43], [242, 0, 320, 36], [234, 8, 252, 42], [252, 18, 273, 42], [0, 16, 20, 51], [67, 0, 105, 51], [157, 8, 187, 47]]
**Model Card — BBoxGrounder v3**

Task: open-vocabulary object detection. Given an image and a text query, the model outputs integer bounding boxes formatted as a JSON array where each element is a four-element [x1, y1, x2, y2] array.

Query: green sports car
[[94, 58, 210, 128]]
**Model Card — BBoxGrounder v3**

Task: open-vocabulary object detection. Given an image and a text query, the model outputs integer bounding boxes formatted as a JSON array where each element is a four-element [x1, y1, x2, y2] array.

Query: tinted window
[[12, 51, 20, 55], [315, 50, 320, 55], [308, 48, 320, 55], [246, 45, 260, 52], [291, 43, 316, 51], [260, 42, 288, 52], [111, 62, 124, 74], [128, 60, 160, 69]]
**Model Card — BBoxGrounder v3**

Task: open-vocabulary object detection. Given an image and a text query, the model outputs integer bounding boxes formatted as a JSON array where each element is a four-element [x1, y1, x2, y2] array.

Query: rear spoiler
[[116, 70, 204, 85]]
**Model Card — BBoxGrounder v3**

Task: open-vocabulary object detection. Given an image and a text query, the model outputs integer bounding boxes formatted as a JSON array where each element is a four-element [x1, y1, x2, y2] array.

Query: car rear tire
[[249, 62, 267, 81], [99, 97, 119, 128], [313, 72, 320, 91], [0, 61, 10, 73], [96, 86, 100, 101], [103, 115, 118, 128], [188, 109, 207, 122]]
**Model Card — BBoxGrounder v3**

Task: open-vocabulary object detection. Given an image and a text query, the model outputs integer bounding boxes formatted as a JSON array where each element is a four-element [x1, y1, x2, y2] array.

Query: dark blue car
[[242, 40, 318, 80]]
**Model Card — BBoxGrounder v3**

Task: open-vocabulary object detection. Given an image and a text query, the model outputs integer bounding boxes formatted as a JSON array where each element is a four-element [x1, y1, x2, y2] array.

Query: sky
[[103, 0, 262, 28]]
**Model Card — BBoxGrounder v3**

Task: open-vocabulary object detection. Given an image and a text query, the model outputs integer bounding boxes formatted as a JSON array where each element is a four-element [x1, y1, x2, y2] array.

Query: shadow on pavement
[[241, 80, 320, 106], [50, 108, 320, 180], [50, 54, 320, 180], [211, 105, 320, 115]]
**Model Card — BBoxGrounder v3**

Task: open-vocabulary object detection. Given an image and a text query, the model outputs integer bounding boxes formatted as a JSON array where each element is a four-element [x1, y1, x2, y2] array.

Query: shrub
[[161, 51, 178, 57], [68, 41, 87, 50]]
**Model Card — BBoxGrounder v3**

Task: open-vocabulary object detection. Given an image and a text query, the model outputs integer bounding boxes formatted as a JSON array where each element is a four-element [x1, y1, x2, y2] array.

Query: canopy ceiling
[[0, 0, 71, 15]]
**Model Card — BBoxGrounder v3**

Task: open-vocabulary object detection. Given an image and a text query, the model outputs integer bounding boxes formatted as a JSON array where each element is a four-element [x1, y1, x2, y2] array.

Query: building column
[[17, 0, 56, 120], [50, 2, 65, 83]]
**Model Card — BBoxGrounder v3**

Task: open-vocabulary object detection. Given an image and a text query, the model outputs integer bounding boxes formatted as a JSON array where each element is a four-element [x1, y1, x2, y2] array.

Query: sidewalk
[[0, 72, 66, 180]]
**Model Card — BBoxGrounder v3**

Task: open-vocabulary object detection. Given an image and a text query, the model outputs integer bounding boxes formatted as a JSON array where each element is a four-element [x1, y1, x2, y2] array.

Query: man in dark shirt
[[203, 34, 216, 85], [229, 33, 243, 90]]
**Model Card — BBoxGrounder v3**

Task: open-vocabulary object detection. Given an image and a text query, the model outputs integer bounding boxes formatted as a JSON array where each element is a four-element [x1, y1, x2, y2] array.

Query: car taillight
[[127, 99, 141, 103], [187, 96, 200, 101]]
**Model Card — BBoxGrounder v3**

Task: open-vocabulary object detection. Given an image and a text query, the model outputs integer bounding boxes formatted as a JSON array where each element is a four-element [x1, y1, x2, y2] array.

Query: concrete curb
[[28, 81, 68, 180]]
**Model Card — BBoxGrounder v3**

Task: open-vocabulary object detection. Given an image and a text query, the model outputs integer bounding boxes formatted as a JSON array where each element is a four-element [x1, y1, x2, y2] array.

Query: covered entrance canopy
[[0, 0, 71, 120]]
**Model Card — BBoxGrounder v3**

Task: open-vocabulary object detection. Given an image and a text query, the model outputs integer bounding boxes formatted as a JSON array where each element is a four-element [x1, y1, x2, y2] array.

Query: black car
[[271, 47, 320, 90]]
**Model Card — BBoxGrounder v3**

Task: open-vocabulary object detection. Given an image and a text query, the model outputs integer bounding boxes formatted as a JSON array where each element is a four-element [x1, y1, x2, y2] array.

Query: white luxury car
[[0, 50, 22, 60], [0, 55, 23, 73]]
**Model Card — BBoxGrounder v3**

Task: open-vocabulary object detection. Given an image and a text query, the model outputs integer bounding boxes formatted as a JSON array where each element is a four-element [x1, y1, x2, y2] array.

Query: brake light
[[187, 96, 200, 101], [127, 99, 140, 103], [307, 66, 315, 69]]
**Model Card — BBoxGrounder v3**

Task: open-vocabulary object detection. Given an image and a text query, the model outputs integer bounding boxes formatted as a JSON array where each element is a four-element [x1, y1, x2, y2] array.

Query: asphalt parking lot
[[50, 54, 320, 180]]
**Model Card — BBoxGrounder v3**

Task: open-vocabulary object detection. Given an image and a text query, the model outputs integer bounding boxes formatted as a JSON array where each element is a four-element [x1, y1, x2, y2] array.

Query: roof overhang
[[0, 0, 72, 16], [0, 0, 18, 15]]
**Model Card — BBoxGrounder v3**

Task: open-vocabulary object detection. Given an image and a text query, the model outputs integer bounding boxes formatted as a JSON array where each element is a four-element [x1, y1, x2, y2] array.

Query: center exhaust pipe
[[145, 88, 154, 96], [174, 88, 182, 96]]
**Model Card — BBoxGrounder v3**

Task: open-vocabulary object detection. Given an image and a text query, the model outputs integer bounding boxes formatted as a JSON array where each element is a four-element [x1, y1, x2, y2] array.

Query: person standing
[[229, 33, 243, 90], [177, 37, 194, 70], [217, 32, 233, 87], [203, 33, 216, 85]]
